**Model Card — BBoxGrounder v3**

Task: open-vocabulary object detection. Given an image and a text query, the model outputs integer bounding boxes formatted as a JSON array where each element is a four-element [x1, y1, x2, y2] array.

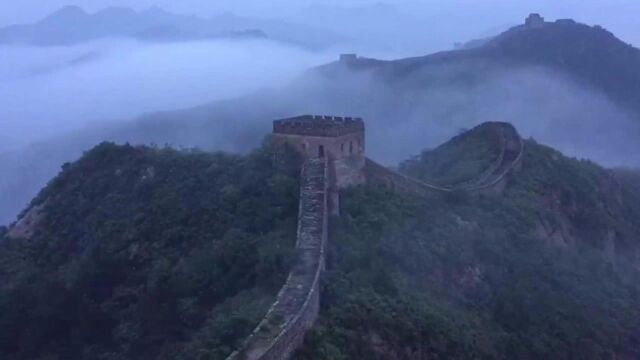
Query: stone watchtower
[[273, 115, 366, 213], [525, 13, 545, 28]]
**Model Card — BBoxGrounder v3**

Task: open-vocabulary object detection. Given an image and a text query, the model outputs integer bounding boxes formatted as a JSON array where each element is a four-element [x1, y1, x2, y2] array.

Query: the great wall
[[227, 116, 524, 360], [366, 121, 524, 195], [226, 158, 328, 360]]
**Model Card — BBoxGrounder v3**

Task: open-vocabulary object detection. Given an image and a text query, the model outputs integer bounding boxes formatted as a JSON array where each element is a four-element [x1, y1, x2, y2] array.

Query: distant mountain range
[[2, 15, 640, 226], [0, 5, 344, 49]]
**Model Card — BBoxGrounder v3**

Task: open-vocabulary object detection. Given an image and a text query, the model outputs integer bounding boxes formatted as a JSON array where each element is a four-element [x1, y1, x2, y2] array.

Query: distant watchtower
[[339, 53, 358, 64], [273, 115, 366, 212], [525, 13, 545, 28]]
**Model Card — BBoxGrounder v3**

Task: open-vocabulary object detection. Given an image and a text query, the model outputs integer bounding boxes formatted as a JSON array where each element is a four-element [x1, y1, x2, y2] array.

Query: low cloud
[[281, 63, 640, 168], [2, 40, 640, 226], [0, 39, 333, 152]]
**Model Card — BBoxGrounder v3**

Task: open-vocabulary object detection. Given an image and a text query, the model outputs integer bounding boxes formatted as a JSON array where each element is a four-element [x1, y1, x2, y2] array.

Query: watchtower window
[[319, 145, 325, 158], [349, 142, 353, 154], [341, 143, 345, 153]]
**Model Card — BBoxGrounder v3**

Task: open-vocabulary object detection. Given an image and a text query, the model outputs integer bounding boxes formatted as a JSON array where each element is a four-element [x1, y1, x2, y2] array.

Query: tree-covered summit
[[0, 140, 302, 360], [296, 132, 640, 359]]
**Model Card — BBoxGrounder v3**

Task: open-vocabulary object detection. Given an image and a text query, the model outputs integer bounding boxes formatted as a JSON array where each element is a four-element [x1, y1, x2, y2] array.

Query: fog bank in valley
[[288, 64, 640, 167], [2, 2, 640, 226], [3, 58, 640, 226], [0, 39, 332, 152]]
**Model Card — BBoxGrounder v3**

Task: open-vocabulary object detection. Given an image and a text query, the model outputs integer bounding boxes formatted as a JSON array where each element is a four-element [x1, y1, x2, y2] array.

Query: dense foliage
[[3, 127, 640, 360], [0, 140, 301, 360], [296, 139, 640, 359], [399, 123, 503, 186]]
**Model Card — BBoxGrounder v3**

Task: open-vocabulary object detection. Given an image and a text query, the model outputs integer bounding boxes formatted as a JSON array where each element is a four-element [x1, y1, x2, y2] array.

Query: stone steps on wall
[[226, 158, 327, 360]]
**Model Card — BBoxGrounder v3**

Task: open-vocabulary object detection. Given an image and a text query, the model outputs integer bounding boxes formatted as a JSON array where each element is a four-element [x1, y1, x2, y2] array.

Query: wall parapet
[[366, 158, 452, 197], [466, 123, 524, 191], [366, 122, 524, 196], [226, 158, 328, 360], [274, 115, 364, 137]]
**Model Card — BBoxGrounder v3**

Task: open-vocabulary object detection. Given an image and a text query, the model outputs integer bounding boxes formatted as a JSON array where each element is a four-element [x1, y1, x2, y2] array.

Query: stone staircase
[[226, 158, 328, 360]]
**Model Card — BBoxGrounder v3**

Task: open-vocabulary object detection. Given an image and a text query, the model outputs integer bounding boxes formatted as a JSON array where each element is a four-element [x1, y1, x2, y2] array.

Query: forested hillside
[[2, 127, 640, 359], [0, 140, 301, 360], [295, 133, 640, 359]]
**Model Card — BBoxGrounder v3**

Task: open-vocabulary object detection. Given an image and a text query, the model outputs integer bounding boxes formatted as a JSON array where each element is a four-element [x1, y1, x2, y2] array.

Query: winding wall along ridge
[[228, 123, 524, 360], [464, 122, 524, 191], [366, 122, 524, 195], [226, 158, 328, 360]]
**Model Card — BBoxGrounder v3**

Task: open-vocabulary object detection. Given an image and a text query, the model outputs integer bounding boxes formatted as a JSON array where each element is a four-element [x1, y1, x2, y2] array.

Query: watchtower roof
[[273, 115, 364, 137]]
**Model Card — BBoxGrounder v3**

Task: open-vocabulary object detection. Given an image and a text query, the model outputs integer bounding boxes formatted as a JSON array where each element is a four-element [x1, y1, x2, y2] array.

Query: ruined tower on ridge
[[525, 13, 545, 28], [273, 115, 366, 212]]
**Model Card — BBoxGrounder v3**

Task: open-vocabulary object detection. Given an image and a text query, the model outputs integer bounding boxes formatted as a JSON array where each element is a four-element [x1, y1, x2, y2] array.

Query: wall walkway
[[367, 122, 524, 196], [226, 158, 328, 360]]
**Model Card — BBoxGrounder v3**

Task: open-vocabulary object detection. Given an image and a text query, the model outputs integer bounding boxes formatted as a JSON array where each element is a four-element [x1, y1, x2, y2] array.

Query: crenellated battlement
[[272, 115, 366, 192], [525, 13, 546, 28], [273, 115, 364, 137]]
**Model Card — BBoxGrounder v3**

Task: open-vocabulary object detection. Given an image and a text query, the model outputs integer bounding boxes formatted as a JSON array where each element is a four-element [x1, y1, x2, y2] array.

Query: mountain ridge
[[321, 16, 640, 112], [0, 5, 343, 49]]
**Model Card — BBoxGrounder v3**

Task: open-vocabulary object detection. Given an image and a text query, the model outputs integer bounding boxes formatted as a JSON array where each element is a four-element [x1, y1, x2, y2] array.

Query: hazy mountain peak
[[497, 14, 618, 41], [94, 6, 137, 18], [40, 5, 86, 23], [53, 4, 85, 15], [0, 5, 341, 49], [143, 5, 170, 16]]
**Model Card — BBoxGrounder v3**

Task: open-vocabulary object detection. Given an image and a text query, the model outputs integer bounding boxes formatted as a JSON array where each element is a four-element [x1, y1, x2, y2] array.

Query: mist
[[2, 4, 640, 360], [3, 51, 640, 226], [0, 39, 332, 152], [1, 2, 640, 227], [279, 64, 640, 167]]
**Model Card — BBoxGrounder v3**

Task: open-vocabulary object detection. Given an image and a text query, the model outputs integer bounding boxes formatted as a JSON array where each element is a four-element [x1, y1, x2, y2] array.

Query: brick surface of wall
[[226, 158, 328, 360], [274, 115, 364, 137]]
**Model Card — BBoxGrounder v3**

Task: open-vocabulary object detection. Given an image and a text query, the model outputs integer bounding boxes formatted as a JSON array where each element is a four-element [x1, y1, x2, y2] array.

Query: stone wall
[[274, 115, 364, 137], [228, 122, 524, 360], [333, 155, 366, 189], [365, 158, 452, 197], [274, 130, 366, 196], [366, 122, 524, 196], [226, 158, 328, 360], [274, 132, 365, 162], [467, 123, 524, 192]]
